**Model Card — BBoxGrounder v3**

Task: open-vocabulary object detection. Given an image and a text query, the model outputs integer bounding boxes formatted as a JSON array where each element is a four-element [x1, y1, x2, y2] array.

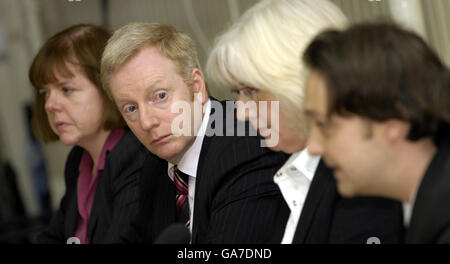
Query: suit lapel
[[86, 171, 103, 243], [143, 154, 177, 241], [65, 166, 80, 239], [292, 160, 333, 243], [65, 191, 79, 238], [191, 98, 220, 242], [86, 214, 98, 243], [406, 135, 450, 243], [191, 125, 214, 243]]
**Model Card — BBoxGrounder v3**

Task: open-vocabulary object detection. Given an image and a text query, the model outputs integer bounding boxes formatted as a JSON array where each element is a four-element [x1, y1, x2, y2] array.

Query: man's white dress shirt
[[167, 99, 211, 232]]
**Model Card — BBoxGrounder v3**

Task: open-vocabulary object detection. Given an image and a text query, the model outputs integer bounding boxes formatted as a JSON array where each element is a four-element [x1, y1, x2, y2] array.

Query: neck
[[391, 138, 437, 202], [78, 129, 111, 176], [168, 136, 196, 165], [169, 99, 208, 165]]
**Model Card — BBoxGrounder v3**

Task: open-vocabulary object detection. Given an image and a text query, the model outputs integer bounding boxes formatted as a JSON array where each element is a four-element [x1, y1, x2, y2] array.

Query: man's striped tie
[[173, 165, 190, 228]]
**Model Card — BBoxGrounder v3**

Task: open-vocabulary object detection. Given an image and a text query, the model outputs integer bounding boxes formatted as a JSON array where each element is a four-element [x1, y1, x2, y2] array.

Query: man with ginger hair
[[101, 22, 289, 243]]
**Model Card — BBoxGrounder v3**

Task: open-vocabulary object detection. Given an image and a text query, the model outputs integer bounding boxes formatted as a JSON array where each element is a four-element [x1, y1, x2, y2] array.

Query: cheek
[[74, 96, 105, 129], [318, 135, 347, 166], [46, 114, 57, 132], [166, 110, 185, 133], [128, 124, 145, 139], [83, 104, 104, 126], [236, 100, 260, 122], [278, 132, 306, 153], [50, 125, 59, 136], [331, 139, 364, 175], [257, 110, 269, 129], [236, 105, 250, 122], [277, 113, 302, 142]]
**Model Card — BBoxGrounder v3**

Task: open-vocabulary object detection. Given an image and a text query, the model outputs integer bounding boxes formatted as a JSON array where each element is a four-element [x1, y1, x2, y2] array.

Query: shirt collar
[[168, 99, 211, 178], [289, 148, 321, 181], [273, 148, 320, 186], [403, 184, 419, 227], [79, 128, 125, 175], [97, 128, 126, 171]]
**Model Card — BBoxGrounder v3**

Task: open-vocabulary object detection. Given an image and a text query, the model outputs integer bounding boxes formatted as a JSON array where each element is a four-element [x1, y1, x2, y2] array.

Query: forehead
[[43, 62, 84, 88], [305, 70, 329, 116], [112, 47, 177, 86]]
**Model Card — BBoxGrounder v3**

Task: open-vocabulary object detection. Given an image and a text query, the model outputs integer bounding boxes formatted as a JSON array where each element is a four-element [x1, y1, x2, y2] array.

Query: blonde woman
[[207, 0, 402, 243]]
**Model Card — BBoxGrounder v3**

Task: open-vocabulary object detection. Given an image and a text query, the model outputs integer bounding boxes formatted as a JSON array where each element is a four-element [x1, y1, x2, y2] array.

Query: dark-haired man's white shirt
[[403, 187, 418, 228]]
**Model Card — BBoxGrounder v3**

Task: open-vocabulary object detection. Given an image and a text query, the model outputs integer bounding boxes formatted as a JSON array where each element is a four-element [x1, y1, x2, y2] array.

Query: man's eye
[[124, 105, 137, 113], [156, 92, 167, 100], [127, 106, 137, 112]]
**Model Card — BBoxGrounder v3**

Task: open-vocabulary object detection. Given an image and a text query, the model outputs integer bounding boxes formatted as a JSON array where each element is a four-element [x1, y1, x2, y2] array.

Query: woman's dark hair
[[29, 24, 125, 142]]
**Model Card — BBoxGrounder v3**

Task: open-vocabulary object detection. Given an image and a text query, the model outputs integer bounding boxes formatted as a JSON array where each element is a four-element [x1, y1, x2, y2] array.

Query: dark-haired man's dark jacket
[[406, 133, 450, 243], [292, 160, 404, 243]]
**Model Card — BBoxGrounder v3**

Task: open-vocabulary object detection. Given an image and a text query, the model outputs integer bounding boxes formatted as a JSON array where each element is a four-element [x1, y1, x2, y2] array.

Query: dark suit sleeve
[[98, 133, 148, 244], [119, 153, 175, 244], [329, 196, 404, 244], [34, 194, 69, 243], [200, 136, 289, 243], [101, 155, 141, 243], [436, 225, 450, 244], [34, 147, 81, 244]]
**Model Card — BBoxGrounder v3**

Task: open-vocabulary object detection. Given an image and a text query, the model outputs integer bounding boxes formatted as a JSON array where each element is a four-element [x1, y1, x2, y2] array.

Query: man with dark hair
[[303, 22, 450, 243]]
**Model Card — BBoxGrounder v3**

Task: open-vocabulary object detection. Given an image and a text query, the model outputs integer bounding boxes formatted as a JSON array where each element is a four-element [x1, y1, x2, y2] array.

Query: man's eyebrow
[[114, 94, 132, 104], [114, 80, 167, 103]]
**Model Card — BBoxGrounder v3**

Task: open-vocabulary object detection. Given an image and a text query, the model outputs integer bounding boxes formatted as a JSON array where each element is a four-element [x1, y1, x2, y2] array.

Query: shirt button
[[290, 167, 297, 171], [293, 200, 297, 206]]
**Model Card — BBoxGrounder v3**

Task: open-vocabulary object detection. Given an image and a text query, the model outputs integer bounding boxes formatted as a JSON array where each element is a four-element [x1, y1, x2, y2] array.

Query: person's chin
[[152, 143, 184, 162], [270, 143, 302, 154], [59, 135, 78, 146], [266, 143, 288, 153], [336, 181, 357, 198], [260, 136, 279, 151]]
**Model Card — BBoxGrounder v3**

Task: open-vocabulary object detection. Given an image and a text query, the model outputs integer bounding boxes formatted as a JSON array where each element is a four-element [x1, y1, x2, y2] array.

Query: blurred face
[[304, 71, 388, 197], [233, 87, 306, 153], [109, 46, 207, 164], [41, 63, 105, 147]]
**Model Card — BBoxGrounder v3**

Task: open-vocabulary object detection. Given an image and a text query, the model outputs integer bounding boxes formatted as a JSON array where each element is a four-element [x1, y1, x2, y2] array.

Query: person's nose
[[138, 105, 159, 131], [44, 91, 62, 113], [307, 126, 325, 156]]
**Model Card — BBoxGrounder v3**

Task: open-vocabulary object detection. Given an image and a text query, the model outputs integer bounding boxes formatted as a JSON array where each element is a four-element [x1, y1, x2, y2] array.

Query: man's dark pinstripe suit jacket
[[124, 99, 290, 243], [123, 99, 404, 244]]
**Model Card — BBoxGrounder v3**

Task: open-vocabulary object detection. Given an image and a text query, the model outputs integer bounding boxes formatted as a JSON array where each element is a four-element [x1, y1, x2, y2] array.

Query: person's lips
[[152, 134, 171, 145], [54, 121, 71, 131]]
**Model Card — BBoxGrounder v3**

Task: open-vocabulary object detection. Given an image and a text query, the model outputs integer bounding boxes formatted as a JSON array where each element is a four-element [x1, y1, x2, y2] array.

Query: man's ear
[[191, 68, 208, 104], [383, 119, 410, 142]]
